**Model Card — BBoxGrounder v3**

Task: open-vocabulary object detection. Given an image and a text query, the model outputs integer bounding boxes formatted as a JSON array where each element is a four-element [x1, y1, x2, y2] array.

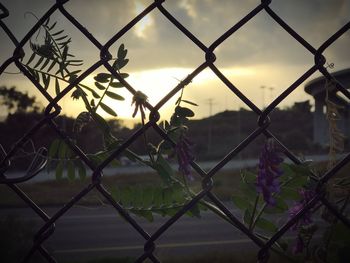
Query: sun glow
[[69, 66, 256, 123]]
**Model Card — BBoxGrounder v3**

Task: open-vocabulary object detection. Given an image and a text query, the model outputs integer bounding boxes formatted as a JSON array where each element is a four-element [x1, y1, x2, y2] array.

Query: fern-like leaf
[[111, 183, 202, 222]]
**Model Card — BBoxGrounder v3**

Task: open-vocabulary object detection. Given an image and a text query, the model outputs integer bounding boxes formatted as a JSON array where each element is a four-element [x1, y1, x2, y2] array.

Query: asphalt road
[[1, 205, 294, 262], [6, 154, 334, 183]]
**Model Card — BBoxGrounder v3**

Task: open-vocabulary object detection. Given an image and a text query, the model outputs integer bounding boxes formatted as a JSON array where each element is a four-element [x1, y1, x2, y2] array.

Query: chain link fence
[[1, 0, 350, 262]]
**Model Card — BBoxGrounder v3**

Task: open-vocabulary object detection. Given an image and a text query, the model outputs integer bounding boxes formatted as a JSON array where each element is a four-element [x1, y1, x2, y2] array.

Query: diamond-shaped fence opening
[[1, 1, 350, 263]]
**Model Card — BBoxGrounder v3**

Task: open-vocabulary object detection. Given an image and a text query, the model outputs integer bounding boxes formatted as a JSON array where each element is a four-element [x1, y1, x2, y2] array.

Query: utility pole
[[260, 85, 266, 109], [205, 98, 216, 117]]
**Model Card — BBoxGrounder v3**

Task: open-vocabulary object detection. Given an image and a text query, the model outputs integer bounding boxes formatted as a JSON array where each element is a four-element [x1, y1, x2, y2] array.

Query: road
[[6, 154, 335, 183], [1, 205, 302, 262]]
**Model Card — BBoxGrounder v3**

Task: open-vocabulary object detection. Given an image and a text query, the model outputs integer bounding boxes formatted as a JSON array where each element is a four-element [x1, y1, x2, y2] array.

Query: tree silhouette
[[0, 86, 41, 114]]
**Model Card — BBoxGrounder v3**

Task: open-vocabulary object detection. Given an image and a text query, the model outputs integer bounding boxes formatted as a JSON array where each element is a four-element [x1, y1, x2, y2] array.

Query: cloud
[[1, 0, 348, 70]]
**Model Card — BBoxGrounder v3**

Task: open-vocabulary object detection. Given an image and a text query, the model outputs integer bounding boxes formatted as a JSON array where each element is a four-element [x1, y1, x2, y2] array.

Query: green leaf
[[243, 209, 252, 225], [290, 163, 312, 175], [120, 186, 132, 207], [133, 186, 144, 208], [55, 78, 60, 96], [142, 187, 154, 208], [94, 82, 105, 90], [171, 183, 186, 203], [105, 91, 125, 100], [187, 204, 201, 218], [134, 210, 153, 222], [280, 187, 300, 200], [280, 163, 294, 177], [48, 21, 57, 30], [153, 187, 163, 208], [48, 139, 60, 158], [115, 58, 129, 69], [286, 174, 308, 188], [58, 140, 68, 159], [33, 56, 44, 69], [275, 196, 288, 211], [26, 52, 36, 65], [94, 73, 111, 83], [100, 102, 117, 117], [77, 161, 86, 180], [81, 85, 100, 98], [67, 161, 75, 180], [42, 73, 50, 90], [119, 73, 129, 78], [175, 106, 194, 117], [239, 181, 258, 202], [61, 44, 68, 60], [55, 35, 68, 41], [241, 170, 256, 183], [117, 44, 127, 60], [155, 154, 174, 184], [163, 188, 174, 207], [55, 161, 64, 180], [181, 99, 198, 106], [255, 217, 278, 233], [67, 70, 81, 76], [110, 82, 124, 88], [264, 196, 288, 214], [40, 58, 51, 70], [44, 17, 50, 26], [55, 62, 64, 77], [52, 30, 64, 36], [67, 60, 83, 66], [47, 59, 57, 72], [232, 195, 252, 211]]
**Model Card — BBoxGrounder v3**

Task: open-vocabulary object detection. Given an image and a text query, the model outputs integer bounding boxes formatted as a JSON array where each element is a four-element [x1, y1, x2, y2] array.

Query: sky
[[0, 0, 349, 125]]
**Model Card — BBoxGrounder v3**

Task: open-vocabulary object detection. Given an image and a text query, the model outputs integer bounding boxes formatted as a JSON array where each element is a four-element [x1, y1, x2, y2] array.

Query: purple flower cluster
[[289, 189, 315, 254], [256, 139, 284, 206], [176, 134, 194, 181], [289, 189, 315, 230]]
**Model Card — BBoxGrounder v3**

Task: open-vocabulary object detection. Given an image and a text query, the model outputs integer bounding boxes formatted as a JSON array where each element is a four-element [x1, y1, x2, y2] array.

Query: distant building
[[305, 68, 350, 146]]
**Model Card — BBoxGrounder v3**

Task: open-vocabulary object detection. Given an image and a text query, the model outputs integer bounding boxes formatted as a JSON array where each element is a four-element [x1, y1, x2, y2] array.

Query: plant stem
[[94, 77, 113, 112], [250, 176, 295, 230], [177, 86, 185, 106], [249, 195, 260, 230], [41, 23, 65, 63], [166, 174, 235, 227], [141, 116, 155, 164]]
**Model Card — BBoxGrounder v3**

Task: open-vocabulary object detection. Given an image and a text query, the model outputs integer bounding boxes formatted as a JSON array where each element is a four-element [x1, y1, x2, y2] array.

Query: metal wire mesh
[[0, 0, 350, 262]]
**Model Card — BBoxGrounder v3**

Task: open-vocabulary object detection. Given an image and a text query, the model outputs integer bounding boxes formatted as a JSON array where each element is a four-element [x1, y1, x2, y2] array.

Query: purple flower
[[289, 189, 315, 231], [175, 134, 194, 180], [289, 188, 316, 254], [256, 139, 284, 206]]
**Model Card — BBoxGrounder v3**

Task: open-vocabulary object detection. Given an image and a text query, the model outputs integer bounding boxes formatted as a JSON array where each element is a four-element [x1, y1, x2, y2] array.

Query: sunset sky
[[1, 0, 349, 124]]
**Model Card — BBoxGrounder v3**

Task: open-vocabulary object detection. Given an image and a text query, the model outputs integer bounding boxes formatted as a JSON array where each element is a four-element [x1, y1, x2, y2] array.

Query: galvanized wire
[[0, 1, 349, 262]]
